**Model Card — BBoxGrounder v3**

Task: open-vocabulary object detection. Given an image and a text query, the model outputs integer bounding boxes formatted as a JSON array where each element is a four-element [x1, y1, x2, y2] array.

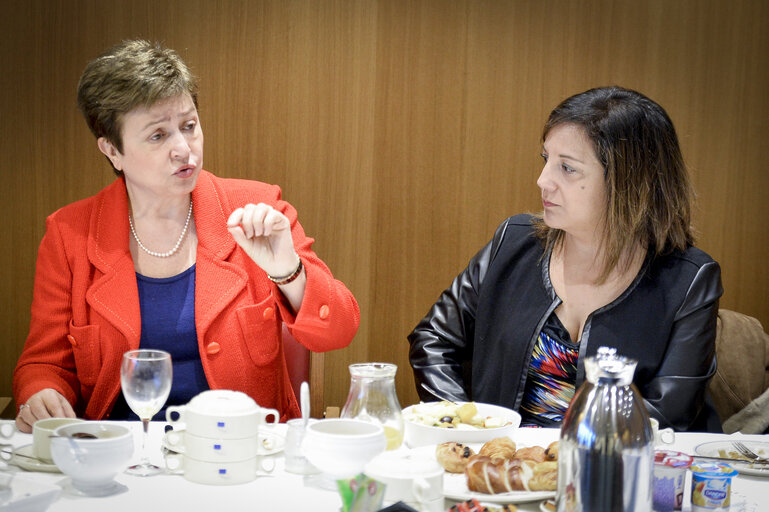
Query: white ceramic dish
[[8, 445, 59, 473], [403, 402, 521, 448], [0, 474, 60, 512], [302, 419, 386, 478], [411, 443, 555, 505], [50, 422, 133, 495], [166, 390, 279, 439], [162, 427, 285, 456], [695, 441, 769, 477]]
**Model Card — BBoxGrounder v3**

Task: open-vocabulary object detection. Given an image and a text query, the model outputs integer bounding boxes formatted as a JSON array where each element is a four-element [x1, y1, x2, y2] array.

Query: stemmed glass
[[120, 349, 172, 476]]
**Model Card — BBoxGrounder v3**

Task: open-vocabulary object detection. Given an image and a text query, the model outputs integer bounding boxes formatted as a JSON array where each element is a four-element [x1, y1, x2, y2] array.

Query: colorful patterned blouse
[[519, 313, 579, 427]]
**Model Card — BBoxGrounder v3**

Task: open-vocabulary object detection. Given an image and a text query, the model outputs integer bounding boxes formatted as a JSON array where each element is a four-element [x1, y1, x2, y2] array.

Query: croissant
[[436, 442, 476, 473], [513, 445, 547, 463], [479, 437, 517, 462], [465, 455, 534, 494]]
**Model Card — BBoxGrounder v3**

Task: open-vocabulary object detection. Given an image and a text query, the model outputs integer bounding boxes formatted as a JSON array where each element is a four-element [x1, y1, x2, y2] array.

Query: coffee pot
[[557, 347, 654, 511]]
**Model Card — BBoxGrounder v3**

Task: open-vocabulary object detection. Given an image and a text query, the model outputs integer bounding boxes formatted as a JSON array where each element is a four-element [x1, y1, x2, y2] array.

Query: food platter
[[695, 441, 769, 477], [410, 443, 556, 505], [403, 402, 521, 448]]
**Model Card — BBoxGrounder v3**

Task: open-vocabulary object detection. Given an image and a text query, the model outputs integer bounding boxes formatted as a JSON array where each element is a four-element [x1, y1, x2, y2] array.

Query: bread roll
[[465, 455, 534, 494], [528, 461, 558, 491]]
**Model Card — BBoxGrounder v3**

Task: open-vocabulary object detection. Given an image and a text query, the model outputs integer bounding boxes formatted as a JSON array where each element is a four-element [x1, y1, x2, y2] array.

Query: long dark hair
[[534, 86, 694, 283]]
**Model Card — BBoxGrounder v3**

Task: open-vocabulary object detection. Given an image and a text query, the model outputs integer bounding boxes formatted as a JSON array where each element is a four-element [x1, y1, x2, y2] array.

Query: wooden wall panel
[[1, 0, 767, 419]]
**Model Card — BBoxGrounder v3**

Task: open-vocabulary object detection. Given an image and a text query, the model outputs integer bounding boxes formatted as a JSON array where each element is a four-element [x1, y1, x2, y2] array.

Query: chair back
[[708, 309, 769, 424], [282, 324, 325, 417]]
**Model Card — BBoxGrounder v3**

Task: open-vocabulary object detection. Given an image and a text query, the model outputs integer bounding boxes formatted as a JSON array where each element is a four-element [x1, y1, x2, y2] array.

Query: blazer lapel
[[192, 172, 248, 340], [85, 179, 142, 349]]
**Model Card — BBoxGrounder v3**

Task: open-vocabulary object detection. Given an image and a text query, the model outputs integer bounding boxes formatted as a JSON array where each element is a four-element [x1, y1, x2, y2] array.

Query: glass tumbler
[[341, 363, 404, 450]]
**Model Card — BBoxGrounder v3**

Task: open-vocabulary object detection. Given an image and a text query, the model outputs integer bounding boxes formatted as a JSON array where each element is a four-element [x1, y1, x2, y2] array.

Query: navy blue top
[[110, 264, 209, 421]]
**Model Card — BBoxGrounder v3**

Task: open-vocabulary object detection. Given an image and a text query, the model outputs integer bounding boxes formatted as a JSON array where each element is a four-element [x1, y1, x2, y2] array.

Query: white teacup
[[365, 451, 444, 512], [650, 417, 675, 446], [165, 452, 274, 485], [32, 418, 85, 463], [166, 390, 279, 439]]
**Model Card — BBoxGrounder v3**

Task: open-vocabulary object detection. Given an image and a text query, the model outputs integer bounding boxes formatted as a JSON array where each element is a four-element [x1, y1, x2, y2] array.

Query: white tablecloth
[[1, 421, 767, 511]]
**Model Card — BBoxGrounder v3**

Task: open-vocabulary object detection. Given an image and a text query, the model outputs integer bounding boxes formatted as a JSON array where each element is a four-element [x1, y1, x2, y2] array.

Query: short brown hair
[[534, 86, 694, 282], [77, 40, 199, 175]]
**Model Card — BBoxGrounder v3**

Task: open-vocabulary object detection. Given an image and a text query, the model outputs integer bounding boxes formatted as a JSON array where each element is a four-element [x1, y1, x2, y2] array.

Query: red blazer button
[[206, 342, 221, 355], [263, 307, 275, 320], [319, 305, 330, 319], [67, 334, 77, 347]]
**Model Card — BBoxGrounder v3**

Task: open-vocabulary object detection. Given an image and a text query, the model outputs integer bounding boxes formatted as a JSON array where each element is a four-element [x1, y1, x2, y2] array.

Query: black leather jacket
[[408, 215, 723, 432]]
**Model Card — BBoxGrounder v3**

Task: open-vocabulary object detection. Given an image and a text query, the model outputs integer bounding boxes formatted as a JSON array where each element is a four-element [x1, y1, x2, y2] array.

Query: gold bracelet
[[268, 257, 303, 285]]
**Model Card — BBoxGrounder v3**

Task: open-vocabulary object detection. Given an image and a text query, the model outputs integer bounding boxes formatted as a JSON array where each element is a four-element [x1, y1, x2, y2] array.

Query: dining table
[[1, 420, 767, 512]]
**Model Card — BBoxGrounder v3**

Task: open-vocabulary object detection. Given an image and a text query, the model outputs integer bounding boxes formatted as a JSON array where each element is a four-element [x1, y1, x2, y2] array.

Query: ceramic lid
[[186, 390, 259, 415]]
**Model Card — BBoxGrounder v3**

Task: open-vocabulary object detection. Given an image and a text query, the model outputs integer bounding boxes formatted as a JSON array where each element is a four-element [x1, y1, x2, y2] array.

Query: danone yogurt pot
[[653, 450, 693, 511], [690, 462, 737, 511]]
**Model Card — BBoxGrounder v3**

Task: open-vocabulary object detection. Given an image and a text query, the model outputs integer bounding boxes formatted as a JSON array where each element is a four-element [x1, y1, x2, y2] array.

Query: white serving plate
[[410, 443, 555, 505], [403, 402, 521, 448], [695, 440, 769, 477]]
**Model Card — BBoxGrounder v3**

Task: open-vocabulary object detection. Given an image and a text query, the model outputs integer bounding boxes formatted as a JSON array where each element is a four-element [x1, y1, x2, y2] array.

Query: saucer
[[8, 445, 60, 473]]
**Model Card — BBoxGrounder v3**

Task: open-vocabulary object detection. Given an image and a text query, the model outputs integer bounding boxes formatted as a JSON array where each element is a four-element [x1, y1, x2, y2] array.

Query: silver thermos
[[557, 347, 654, 512]]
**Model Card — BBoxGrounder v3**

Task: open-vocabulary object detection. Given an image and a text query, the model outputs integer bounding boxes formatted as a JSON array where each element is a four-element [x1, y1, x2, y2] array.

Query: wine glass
[[120, 349, 172, 476]]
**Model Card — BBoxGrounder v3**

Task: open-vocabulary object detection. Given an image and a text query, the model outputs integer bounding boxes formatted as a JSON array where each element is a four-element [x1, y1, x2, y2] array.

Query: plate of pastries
[[421, 436, 558, 504]]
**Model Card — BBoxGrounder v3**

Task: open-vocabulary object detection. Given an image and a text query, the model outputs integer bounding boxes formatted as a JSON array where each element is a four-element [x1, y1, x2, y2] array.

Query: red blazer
[[13, 171, 359, 421]]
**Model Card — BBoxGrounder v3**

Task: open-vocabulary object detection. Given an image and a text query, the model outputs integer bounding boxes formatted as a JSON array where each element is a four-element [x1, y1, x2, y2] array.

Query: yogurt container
[[690, 462, 737, 511], [653, 450, 693, 511]]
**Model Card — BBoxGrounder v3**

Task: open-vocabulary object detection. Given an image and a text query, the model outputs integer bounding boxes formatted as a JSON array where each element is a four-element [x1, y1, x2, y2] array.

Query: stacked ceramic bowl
[[165, 390, 279, 485]]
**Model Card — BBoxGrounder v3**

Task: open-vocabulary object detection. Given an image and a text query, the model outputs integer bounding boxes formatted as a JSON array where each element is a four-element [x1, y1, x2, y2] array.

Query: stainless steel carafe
[[557, 347, 654, 512]]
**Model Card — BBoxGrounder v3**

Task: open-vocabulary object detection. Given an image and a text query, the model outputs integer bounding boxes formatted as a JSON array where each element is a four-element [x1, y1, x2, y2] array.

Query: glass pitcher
[[557, 347, 653, 512], [340, 363, 404, 450]]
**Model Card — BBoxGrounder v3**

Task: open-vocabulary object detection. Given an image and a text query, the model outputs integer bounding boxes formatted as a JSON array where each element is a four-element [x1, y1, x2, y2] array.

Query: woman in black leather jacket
[[408, 86, 723, 432]]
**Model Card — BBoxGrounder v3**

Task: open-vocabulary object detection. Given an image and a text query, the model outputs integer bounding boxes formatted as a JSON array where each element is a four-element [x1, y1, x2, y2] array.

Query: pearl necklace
[[129, 200, 193, 258]]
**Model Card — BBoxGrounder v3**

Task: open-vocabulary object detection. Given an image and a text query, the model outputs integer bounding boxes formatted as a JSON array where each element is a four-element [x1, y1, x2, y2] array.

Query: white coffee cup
[[165, 452, 274, 485], [364, 450, 444, 512], [0, 421, 16, 439], [166, 390, 279, 439], [650, 417, 675, 446], [32, 417, 85, 463]]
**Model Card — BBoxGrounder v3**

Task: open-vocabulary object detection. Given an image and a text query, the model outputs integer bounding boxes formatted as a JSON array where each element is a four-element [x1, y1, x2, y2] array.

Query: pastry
[[465, 455, 534, 494], [513, 445, 546, 463], [479, 437, 517, 462], [544, 440, 559, 461], [435, 441, 476, 473]]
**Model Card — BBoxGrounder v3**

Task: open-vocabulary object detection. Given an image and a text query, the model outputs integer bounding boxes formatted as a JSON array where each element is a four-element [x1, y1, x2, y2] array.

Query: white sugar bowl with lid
[[166, 390, 279, 438]]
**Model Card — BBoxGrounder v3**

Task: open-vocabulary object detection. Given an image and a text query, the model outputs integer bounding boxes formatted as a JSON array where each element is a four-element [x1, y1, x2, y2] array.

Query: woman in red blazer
[[13, 40, 359, 433]]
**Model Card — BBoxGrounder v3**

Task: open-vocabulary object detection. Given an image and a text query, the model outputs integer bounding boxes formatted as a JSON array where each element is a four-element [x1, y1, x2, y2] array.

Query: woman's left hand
[[226, 203, 299, 277]]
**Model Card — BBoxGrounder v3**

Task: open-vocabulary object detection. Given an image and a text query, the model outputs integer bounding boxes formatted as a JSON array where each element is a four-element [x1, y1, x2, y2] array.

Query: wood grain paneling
[[1, 0, 767, 419]]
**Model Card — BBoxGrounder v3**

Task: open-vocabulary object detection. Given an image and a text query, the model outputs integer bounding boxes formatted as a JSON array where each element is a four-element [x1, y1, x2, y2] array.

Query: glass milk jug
[[341, 363, 404, 450], [557, 347, 654, 512]]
